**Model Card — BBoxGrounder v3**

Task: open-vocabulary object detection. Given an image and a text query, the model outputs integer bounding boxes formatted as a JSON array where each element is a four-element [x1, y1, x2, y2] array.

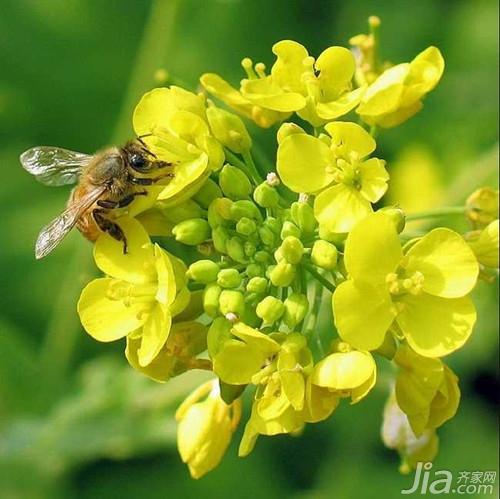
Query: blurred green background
[[0, 0, 498, 498]]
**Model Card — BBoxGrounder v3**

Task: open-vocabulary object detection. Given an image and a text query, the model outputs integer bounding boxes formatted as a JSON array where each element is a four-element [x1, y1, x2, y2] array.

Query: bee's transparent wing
[[35, 186, 106, 259], [20, 146, 92, 186]]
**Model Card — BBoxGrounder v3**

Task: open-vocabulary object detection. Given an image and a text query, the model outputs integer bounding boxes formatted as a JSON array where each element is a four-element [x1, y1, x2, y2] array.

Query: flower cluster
[[75, 18, 498, 478]]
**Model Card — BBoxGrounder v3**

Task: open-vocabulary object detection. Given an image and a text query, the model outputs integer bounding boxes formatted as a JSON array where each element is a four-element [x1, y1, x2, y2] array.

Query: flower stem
[[224, 149, 259, 185], [304, 279, 325, 356], [303, 263, 336, 293], [405, 206, 466, 222], [37, 0, 182, 410]]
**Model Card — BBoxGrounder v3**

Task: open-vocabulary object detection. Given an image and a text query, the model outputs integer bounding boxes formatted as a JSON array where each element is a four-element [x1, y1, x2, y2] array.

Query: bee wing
[[35, 186, 106, 259], [20, 146, 92, 186]]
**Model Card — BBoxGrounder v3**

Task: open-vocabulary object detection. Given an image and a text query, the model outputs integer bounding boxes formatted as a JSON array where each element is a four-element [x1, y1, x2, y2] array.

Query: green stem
[[37, 0, 181, 410], [303, 263, 336, 293], [242, 150, 265, 184], [304, 280, 325, 356], [224, 149, 259, 184], [405, 206, 466, 222]]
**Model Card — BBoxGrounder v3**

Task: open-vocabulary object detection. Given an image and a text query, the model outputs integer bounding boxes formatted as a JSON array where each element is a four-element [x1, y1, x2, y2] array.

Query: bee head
[[129, 153, 148, 171]]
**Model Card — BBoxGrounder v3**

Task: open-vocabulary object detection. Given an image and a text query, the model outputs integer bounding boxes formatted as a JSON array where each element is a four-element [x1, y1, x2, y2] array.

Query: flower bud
[[277, 122, 306, 145], [311, 240, 338, 270], [244, 241, 257, 257], [269, 260, 296, 287], [219, 164, 252, 200], [230, 199, 262, 222], [466, 187, 499, 227], [264, 216, 281, 234], [193, 178, 223, 209], [291, 201, 317, 235], [176, 380, 241, 479], [378, 206, 406, 233], [187, 260, 220, 283], [208, 198, 233, 227], [318, 223, 346, 246], [219, 290, 245, 316], [281, 220, 302, 240], [236, 217, 257, 235], [246, 276, 268, 294], [207, 106, 252, 153], [226, 236, 246, 263], [212, 226, 229, 253], [203, 282, 222, 318], [246, 263, 263, 277], [163, 199, 205, 224], [280, 236, 304, 264], [253, 182, 280, 208], [217, 268, 242, 288], [283, 293, 309, 328], [256, 296, 285, 324], [467, 220, 499, 269], [172, 218, 211, 245]]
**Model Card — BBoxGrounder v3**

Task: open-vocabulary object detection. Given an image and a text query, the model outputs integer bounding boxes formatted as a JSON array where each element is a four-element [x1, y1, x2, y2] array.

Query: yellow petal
[[242, 77, 306, 112], [137, 304, 172, 366], [78, 278, 147, 342], [231, 322, 281, 355], [316, 86, 365, 120], [316, 46, 356, 98], [94, 217, 155, 284], [359, 158, 389, 203], [333, 280, 396, 351], [396, 293, 476, 357], [277, 134, 335, 193], [343, 212, 403, 284], [405, 228, 479, 298], [154, 245, 176, 305], [271, 40, 310, 93], [314, 183, 373, 234], [324, 121, 376, 159]]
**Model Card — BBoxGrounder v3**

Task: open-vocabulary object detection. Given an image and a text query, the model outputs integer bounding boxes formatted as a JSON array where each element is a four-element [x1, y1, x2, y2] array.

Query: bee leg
[[129, 173, 174, 186], [93, 209, 128, 254]]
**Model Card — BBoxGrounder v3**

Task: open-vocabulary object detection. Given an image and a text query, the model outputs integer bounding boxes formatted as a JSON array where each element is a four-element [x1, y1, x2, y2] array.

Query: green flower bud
[[318, 223, 346, 247], [274, 247, 284, 263], [280, 236, 304, 264], [246, 263, 263, 278], [256, 296, 285, 325], [172, 218, 211, 245], [219, 290, 245, 317], [276, 122, 306, 145], [253, 182, 280, 208], [259, 226, 276, 247], [236, 217, 257, 235], [193, 178, 222, 209], [311, 240, 338, 270], [187, 260, 220, 283], [269, 260, 296, 287], [281, 221, 302, 240], [244, 241, 257, 257], [206, 106, 252, 153], [163, 199, 205, 225], [203, 283, 222, 318], [212, 226, 229, 253], [230, 200, 262, 222], [379, 206, 406, 233], [217, 268, 242, 289], [219, 164, 252, 200], [264, 216, 281, 234], [291, 201, 317, 235], [226, 236, 246, 263], [254, 250, 270, 263], [283, 293, 309, 328], [246, 276, 268, 294], [208, 197, 233, 227]]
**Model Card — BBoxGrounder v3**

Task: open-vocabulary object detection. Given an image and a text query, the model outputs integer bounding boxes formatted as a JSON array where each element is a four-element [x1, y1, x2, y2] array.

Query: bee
[[20, 138, 173, 259]]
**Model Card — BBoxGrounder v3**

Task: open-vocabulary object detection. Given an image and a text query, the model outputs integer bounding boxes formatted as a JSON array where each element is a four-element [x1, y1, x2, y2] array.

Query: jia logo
[[401, 462, 496, 495]]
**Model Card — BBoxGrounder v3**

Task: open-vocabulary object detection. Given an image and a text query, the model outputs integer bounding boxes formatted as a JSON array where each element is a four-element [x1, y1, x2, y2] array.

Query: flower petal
[[78, 278, 147, 342], [316, 86, 365, 120], [277, 134, 335, 193], [405, 228, 479, 298], [271, 40, 310, 93], [333, 280, 396, 351], [137, 304, 172, 366], [359, 158, 389, 203], [343, 212, 403, 284], [324, 121, 376, 159], [396, 293, 476, 357], [314, 183, 373, 234], [316, 46, 356, 98]]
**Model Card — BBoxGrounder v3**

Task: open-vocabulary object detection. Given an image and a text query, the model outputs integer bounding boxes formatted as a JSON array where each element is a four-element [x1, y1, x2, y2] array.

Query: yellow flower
[[357, 47, 444, 128], [78, 217, 190, 367], [394, 344, 460, 436], [381, 391, 439, 474], [176, 379, 241, 479], [333, 213, 479, 357], [126, 321, 208, 382], [132, 87, 224, 204], [310, 341, 376, 403], [466, 220, 499, 269], [277, 121, 388, 233]]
